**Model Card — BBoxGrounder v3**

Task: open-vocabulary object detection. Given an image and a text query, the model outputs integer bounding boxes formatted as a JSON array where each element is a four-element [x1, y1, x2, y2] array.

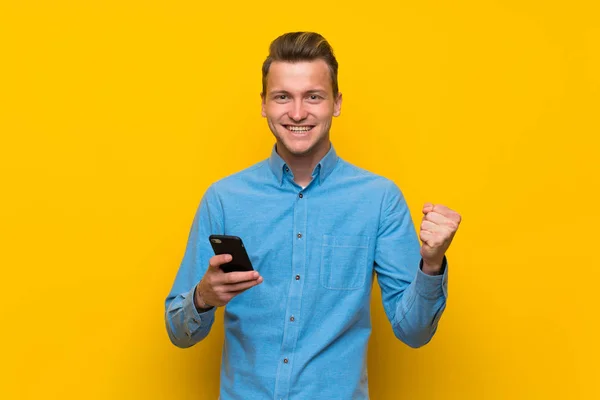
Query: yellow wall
[[1, 1, 598, 398]]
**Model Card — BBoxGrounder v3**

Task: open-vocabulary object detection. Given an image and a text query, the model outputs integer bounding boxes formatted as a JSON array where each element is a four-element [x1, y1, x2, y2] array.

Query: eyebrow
[[269, 90, 290, 96], [268, 89, 328, 96]]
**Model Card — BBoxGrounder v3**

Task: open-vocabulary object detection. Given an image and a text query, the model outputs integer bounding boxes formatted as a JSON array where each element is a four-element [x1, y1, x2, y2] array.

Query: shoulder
[[335, 158, 401, 194], [208, 159, 269, 193]]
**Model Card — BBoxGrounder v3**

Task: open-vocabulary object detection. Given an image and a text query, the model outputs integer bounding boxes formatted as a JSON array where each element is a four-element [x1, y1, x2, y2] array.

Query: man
[[165, 32, 461, 399]]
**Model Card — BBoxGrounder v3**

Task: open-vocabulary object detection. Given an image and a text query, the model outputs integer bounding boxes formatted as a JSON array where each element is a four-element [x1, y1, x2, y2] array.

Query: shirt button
[[297, 233, 302, 238], [299, 193, 303, 198], [283, 358, 289, 364], [295, 274, 300, 280], [290, 316, 295, 322]]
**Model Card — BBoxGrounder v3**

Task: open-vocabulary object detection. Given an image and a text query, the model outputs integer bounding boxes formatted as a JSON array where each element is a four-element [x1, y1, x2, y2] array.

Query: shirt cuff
[[182, 286, 216, 336], [415, 257, 449, 299]]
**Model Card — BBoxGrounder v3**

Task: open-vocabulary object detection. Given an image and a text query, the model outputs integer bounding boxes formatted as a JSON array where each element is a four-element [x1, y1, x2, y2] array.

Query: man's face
[[262, 60, 342, 158]]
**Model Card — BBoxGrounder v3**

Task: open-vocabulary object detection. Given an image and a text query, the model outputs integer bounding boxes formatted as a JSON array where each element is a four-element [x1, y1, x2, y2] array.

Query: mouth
[[283, 125, 315, 135]]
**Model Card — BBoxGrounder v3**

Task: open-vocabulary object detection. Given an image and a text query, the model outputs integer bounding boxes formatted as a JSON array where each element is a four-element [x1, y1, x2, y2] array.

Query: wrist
[[194, 283, 214, 312], [420, 258, 444, 276]]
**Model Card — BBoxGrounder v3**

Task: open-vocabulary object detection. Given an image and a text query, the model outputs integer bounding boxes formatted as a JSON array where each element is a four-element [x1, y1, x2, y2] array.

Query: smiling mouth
[[284, 125, 315, 133]]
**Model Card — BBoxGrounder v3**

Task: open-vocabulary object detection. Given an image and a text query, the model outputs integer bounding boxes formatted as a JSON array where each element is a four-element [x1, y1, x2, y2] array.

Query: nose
[[288, 100, 308, 122]]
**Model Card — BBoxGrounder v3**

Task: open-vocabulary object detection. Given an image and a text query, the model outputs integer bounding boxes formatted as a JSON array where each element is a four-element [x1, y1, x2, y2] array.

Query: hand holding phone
[[194, 236, 262, 310]]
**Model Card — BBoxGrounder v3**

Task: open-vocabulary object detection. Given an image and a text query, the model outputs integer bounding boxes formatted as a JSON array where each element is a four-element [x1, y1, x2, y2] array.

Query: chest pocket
[[320, 235, 370, 290]]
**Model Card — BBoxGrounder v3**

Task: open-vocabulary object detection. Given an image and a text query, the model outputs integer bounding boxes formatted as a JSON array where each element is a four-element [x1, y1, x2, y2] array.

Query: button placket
[[274, 173, 307, 399]]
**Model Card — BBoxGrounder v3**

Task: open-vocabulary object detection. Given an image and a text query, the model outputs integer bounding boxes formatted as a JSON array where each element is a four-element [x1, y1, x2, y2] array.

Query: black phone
[[208, 235, 254, 273]]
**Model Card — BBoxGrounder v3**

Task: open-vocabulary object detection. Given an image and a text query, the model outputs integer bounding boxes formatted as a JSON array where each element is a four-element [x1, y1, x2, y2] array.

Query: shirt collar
[[268, 143, 339, 186]]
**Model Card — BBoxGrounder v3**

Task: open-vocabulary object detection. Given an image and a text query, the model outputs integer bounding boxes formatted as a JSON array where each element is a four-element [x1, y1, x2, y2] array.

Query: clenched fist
[[419, 203, 461, 275]]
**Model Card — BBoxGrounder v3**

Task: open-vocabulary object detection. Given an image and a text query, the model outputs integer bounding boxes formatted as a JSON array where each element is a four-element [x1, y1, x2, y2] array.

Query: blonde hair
[[262, 32, 339, 97]]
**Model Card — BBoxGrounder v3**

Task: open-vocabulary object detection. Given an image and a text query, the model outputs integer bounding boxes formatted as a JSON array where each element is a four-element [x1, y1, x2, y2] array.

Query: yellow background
[[1, 0, 598, 399]]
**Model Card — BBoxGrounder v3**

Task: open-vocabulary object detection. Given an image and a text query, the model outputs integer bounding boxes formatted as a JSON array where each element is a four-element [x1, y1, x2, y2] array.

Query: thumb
[[209, 254, 232, 269], [423, 202, 434, 214]]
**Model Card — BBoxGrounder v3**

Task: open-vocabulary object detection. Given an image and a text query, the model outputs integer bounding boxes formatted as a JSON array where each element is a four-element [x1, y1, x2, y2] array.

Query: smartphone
[[209, 235, 254, 273]]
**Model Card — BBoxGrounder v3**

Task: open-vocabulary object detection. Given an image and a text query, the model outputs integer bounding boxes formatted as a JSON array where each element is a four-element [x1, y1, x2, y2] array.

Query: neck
[[276, 140, 331, 187]]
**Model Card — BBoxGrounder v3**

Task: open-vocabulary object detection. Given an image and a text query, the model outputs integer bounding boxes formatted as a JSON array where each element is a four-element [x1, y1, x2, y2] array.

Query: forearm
[[165, 285, 216, 348], [391, 259, 448, 348]]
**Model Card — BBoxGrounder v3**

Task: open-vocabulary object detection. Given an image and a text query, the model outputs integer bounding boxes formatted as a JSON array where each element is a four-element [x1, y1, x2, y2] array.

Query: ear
[[261, 93, 266, 117], [333, 92, 343, 117]]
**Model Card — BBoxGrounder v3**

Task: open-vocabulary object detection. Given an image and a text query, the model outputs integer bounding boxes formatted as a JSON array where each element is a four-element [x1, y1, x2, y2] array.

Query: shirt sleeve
[[374, 180, 448, 348], [164, 184, 224, 348]]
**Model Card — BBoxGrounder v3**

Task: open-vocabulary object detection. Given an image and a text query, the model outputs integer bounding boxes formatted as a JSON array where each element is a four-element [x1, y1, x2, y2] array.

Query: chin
[[275, 134, 315, 155], [280, 141, 315, 156]]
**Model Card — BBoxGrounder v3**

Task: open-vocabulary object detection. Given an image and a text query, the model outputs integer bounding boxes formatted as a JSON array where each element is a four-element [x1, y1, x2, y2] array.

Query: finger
[[432, 204, 450, 214], [420, 229, 449, 248], [223, 276, 263, 293], [424, 212, 457, 230], [419, 229, 435, 245], [209, 254, 232, 269], [432, 204, 461, 222], [222, 270, 261, 285], [448, 210, 462, 225], [227, 290, 249, 298], [219, 278, 264, 302], [420, 220, 441, 233], [422, 202, 434, 214]]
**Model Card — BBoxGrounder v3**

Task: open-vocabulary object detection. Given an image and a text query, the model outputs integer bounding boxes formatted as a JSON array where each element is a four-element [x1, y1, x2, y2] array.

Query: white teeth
[[287, 126, 312, 132]]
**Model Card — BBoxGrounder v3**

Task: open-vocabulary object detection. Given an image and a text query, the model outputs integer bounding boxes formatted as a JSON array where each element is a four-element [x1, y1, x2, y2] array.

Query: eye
[[276, 94, 288, 100]]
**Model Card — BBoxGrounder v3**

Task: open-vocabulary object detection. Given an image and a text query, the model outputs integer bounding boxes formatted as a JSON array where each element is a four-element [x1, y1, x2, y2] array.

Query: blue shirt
[[165, 144, 448, 400]]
